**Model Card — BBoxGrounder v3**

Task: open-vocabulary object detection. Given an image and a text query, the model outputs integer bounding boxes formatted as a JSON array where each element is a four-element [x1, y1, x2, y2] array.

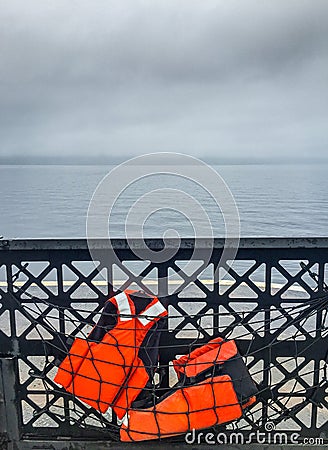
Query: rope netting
[[7, 262, 328, 442]]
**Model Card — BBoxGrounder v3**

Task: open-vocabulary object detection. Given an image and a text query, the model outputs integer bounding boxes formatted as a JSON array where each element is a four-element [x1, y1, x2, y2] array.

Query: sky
[[0, 0, 327, 163]]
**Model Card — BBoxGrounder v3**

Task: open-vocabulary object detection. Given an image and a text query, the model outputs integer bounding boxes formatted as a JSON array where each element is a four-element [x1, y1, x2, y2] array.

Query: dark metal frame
[[0, 238, 327, 449]]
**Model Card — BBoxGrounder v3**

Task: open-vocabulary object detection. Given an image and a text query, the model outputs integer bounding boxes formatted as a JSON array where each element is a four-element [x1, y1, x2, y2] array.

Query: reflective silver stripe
[[115, 292, 132, 321], [138, 300, 166, 326], [121, 413, 129, 427]]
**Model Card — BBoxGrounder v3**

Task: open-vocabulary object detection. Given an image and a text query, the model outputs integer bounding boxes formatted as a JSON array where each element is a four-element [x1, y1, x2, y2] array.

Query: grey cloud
[[0, 0, 327, 161]]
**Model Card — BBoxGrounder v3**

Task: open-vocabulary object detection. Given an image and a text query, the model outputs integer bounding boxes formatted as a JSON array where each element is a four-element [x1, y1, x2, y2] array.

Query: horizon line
[[0, 155, 327, 166]]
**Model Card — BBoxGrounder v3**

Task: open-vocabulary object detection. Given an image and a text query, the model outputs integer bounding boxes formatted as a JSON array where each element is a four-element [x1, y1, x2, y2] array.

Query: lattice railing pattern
[[0, 238, 327, 442]]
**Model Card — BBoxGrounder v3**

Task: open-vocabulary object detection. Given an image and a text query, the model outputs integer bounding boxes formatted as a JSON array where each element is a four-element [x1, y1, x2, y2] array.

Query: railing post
[[0, 358, 20, 450]]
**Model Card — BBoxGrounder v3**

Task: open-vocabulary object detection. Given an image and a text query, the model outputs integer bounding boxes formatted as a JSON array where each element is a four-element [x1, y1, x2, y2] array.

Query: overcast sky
[[0, 0, 327, 162]]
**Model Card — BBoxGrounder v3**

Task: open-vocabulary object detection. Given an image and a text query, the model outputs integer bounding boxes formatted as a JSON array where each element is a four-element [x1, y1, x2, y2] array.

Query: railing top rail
[[1, 236, 328, 250]]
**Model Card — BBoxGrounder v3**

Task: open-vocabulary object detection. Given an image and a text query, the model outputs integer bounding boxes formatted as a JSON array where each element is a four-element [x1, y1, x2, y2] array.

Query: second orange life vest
[[120, 336, 257, 441]]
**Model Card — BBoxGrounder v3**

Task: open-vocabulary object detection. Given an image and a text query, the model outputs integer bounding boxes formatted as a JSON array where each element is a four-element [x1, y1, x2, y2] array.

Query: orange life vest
[[54, 290, 167, 419], [120, 336, 257, 441]]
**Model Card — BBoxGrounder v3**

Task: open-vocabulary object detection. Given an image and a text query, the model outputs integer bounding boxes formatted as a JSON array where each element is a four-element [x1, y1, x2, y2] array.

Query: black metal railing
[[0, 238, 327, 449]]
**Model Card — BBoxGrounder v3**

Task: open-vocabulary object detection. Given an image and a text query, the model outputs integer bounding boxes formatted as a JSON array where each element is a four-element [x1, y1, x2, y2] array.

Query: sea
[[0, 163, 327, 239]]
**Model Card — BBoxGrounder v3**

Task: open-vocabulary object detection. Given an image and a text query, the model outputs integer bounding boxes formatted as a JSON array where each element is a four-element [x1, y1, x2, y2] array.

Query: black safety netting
[[4, 262, 328, 443]]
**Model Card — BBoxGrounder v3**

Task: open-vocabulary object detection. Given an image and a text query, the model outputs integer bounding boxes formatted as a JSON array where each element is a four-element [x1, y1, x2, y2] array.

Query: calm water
[[0, 164, 327, 239]]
